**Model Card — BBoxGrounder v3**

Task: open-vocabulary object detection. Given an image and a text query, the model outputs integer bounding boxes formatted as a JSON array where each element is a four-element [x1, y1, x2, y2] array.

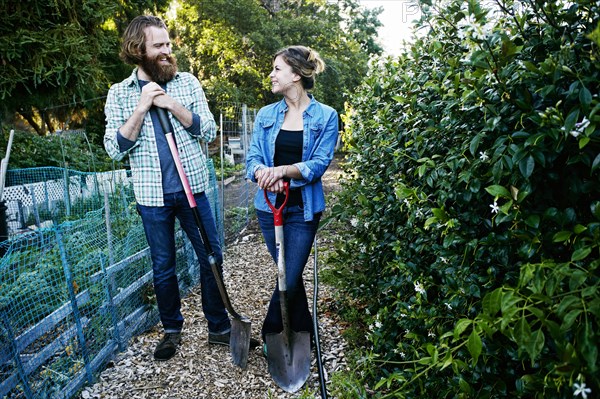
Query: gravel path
[[80, 158, 347, 399]]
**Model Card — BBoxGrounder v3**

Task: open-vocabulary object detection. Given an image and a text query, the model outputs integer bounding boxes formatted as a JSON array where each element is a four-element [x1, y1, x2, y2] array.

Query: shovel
[[264, 183, 311, 393], [156, 107, 252, 368]]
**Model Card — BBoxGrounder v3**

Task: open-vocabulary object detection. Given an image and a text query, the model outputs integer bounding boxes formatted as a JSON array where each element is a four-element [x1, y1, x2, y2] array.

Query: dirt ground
[[80, 155, 348, 399]]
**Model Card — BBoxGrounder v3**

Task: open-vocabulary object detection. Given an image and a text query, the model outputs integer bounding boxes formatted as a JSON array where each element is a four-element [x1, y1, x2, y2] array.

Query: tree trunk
[[18, 110, 43, 136]]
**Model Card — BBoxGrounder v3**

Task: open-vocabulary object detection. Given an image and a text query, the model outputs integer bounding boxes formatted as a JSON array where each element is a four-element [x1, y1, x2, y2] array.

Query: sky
[[359, 0, 422, 55]]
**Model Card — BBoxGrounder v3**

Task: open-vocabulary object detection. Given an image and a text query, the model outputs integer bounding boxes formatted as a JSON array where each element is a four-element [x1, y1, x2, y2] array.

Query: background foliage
[[0, 0, 170, 137], [328, 0, 600, 397], [0, 0, 380, 153]]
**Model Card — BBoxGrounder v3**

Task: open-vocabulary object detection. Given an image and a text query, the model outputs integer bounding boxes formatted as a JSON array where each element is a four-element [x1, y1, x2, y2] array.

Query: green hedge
[[329, 1, 599, 398]]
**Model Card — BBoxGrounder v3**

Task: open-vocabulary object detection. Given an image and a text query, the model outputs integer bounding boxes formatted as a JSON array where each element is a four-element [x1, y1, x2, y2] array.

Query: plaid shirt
[[104, 68, 216, 206]]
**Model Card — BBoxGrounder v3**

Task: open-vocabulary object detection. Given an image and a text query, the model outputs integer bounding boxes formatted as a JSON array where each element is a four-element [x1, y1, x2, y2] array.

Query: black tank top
[[274, 129, 303, 208]]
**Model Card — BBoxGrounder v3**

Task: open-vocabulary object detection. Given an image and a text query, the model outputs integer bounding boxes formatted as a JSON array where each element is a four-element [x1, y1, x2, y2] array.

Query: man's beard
[[140, 53, 178, 84]]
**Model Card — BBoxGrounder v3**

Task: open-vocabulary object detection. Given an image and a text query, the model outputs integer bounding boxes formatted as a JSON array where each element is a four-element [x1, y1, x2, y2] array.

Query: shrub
[[329, 0, 599, 397]]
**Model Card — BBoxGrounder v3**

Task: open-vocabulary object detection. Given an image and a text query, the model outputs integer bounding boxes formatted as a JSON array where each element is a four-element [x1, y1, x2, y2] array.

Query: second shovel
[[156, 107, 252, 368], [264, 183, 311, 392]]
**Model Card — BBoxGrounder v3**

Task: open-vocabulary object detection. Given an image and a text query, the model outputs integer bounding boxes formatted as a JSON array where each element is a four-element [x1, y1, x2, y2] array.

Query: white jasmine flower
[[570, 117, 590, 137], [350, 218, 359, 227], [414, 281, 426, 295], [368, 324, 374, 331], [428, 331, 436, 338], [440, 256, 448, 264], [399, 351, 406, 358], [375, 320, 382, 328], [365, 308, 371, 315], [479, 151, 489, 161], [575, 117, 591, 130], [573, 382, 591, 399], [445, 302, 453, 310], [490, 201, 500, 214], [403, 199, 410, 206]]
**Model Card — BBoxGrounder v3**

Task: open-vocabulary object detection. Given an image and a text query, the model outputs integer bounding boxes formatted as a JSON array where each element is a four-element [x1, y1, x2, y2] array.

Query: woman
[[246, 45, 339, 355]]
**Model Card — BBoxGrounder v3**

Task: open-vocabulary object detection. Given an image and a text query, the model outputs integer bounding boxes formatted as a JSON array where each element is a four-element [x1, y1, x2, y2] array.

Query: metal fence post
[[54, 227, 93, 385], [62, 167, 71, 217], [0, 306, 34, 398]]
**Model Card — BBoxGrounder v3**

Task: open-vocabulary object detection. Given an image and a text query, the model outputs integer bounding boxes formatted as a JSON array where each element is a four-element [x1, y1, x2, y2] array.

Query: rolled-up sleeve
[[291, 109, 338, 188], [187, 75, 216, 143], [104, 85, 134, 161]]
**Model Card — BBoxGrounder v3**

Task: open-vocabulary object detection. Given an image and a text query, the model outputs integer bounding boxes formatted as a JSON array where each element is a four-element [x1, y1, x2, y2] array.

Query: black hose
[[313, 236, 328, 399]]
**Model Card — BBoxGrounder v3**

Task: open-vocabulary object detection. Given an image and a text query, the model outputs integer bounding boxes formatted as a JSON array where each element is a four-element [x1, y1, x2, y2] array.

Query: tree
[[169, 0, 382, 115], [0, 0, 170, 136]]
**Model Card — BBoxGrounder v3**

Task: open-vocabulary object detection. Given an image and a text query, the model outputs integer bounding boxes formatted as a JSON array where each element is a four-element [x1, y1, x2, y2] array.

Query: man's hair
[[274, 46, 325, 90], [120, 15, 167, 65]]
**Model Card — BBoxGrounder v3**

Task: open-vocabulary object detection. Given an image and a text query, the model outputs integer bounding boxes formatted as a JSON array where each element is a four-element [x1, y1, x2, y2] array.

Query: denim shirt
[[246, 96, 339, 221]]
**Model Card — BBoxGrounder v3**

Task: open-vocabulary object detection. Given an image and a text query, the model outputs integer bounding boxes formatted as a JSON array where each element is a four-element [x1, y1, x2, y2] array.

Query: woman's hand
[[266, 178, 286, 193], [256, 166, 285, 190]]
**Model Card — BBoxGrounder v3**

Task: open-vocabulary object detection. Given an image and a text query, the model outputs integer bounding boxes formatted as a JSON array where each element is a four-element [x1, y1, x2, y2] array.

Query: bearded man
[[104, 15, 258, 361]]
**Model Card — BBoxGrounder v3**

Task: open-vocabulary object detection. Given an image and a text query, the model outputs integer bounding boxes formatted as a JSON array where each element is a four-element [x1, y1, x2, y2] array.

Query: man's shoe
[[208, 331, 260, 349], [154, 332, 181, 361]]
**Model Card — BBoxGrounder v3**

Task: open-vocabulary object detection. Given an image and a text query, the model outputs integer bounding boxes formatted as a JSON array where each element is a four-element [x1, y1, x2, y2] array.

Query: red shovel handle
[[264, 181, 289, 226]]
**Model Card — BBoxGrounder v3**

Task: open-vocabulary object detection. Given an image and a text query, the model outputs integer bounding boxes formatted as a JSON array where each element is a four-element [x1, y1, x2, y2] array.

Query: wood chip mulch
[[80, 158, 349, 399]]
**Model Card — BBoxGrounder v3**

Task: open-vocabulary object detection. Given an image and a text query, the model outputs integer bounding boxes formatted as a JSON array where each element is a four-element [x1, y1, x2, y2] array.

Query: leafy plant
[[328, 0, 600, 397]]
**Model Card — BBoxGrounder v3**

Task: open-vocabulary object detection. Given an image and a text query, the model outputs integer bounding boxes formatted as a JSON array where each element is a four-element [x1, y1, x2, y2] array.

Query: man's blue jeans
[[256, 206, 320, 341], [137, 191, 230, 334]]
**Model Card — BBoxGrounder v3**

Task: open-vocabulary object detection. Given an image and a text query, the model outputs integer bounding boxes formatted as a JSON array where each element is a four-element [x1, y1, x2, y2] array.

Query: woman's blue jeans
[[256, 206, 320, 341], [137, 191, 230, 334]]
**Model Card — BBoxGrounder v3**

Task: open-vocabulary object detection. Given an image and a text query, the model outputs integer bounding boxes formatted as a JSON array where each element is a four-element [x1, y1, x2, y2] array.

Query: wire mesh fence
[[217, 104, 259, 246], [0, 162, 219, 398], [0, 103, 256, 398]]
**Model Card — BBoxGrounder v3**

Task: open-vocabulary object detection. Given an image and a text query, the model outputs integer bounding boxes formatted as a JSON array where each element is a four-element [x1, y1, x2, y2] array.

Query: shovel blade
[[266, 330, 311, 393], [230, 317, 252, 369]]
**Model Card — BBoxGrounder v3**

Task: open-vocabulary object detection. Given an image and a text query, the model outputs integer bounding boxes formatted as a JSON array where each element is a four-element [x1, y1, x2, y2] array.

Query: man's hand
[[139, 82, 166, 113]]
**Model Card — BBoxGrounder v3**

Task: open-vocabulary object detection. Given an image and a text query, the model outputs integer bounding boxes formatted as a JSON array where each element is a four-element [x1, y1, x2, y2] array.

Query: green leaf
[[557, 295, 580, 316], [467, 329, 482, 364], [582, 285, 597, 298], [519, 155, 535, 178], [482, 288, 502, 316], [524, 214, 540, 228], [564, 109, 580, 133], [525, 329, 545, 361], [469, 134, 482, 156], [501, 290, 522, 313], [553, 231, 572, 242], [431, 207, 448, 221], [579, 137, 590, 149], [569, 270, 587, 290], [459, 378, 472, 394], [563, 309, 583, 330], [485, 185, 511, 198], [592, 153, 600, 172], [579, 87, 592, 107], [454, 318, 472, 340], [424, 216, 438, 229], [440, 350, 453, 370], [571, 247, 591, 262]]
